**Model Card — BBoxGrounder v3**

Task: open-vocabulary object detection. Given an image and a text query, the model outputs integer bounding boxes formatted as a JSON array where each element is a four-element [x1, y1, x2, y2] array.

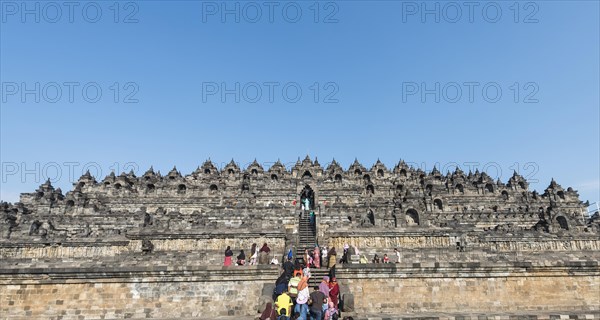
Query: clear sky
[[1, 1, 598, 210]]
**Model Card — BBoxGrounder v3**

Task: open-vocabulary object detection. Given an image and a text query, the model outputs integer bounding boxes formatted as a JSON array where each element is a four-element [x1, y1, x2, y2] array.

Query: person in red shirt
[[328, 277, 340, 309]]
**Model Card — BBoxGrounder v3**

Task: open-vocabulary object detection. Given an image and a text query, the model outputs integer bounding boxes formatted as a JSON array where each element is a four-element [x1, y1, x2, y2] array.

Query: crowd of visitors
[[224, 243, 402, 267], [224, 243, 278, 266], [224, 241, 402, 319], [261, 250, 342, 320]]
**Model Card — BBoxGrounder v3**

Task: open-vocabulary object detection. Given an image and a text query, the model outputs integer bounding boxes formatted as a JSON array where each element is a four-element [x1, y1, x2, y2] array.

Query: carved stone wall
[[2, 157, 593, 250], [0, 267, 279, 319], [341, 264, 599, 314], [1, 157, 598, 318]]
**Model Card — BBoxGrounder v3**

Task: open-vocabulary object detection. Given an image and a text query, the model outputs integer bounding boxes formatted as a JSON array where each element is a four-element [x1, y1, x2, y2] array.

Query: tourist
[[275, 291, 293, 317], [394, 248, 401, 264], [324, 300, 338, 320], [322, 295, 329, 317], [260, 302, 278, 320], [309, 210, 315, 227], [309, 286, 327, 320], [359, 254, 368, 264], [298, 272, 310, 292], [236, 250, 246, 265], [347, 244, 356, 256], [288, 274, 302, 298], [302, 265, 311, 279], [313, 245, 321, 268], [293, 262, 304, 278], [287, 245, 294, 261], [328, 276, 340, 309], [249, 243, 258, 265], [372, 254, 380, 264], [274, 273, 289, 298], [259, 243, 271, 265], [295, 280, 310, 320], [283, 257, 295, 279], [277, 308, 290, 320], [304, 249, 312, 268], [321, 246, 328, 266], [260, 243, 271, 253], [327, 247, 337, 269], [258, 251, 268, 265], [383, 253, 390, 263], [319, 276, 330, 297], [223, 246, 233, 266], [271, 257, 280, 265], [250, 249, 258, 266], [340, 244, 349, 264], [318, 276, 330, 315]]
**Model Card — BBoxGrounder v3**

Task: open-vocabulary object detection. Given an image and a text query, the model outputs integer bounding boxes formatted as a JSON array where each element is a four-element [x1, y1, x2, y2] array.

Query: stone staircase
[[296, 212, 317, 262], [308, 267, 330, 288], [296, 212, 331, 287]]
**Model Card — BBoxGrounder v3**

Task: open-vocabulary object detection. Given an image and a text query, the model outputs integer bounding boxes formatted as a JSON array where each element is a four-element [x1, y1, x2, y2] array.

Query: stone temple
[[1, 157, 599, 319]]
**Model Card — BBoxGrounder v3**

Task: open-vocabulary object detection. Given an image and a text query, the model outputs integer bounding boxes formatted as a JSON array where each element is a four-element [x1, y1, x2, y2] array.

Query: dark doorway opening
[[300, 185, 315, 211]]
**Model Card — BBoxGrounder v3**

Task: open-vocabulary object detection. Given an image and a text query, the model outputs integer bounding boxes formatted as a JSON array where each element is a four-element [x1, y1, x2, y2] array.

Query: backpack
[[274, 283, 287, 296]]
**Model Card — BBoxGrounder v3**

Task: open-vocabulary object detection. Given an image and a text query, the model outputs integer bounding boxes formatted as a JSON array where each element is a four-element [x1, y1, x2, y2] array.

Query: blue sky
[[1, 1, 599, 209]]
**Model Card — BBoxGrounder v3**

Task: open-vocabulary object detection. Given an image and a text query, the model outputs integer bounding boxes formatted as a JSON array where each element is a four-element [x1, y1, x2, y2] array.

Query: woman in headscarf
[[322, 246, 328, 267], [260, 243, 271, 253], [303, 249, 312, 268], [340, 244, 349, 264], [319, 276, 330, 297], [360, 254, 368, 264], [313, 245, 321, 268], [328, 276, 340, 309], [372, 254, 380, 264], [237, 250, 246, 265], [320, 276, 331, 316], [259, 243, 271, 265], [249, 243, 258, 265], [327, 247, 337, 270], [223, 246, 233, 266], [259, 302, 277, 320], [274, 273, 289, 298]]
